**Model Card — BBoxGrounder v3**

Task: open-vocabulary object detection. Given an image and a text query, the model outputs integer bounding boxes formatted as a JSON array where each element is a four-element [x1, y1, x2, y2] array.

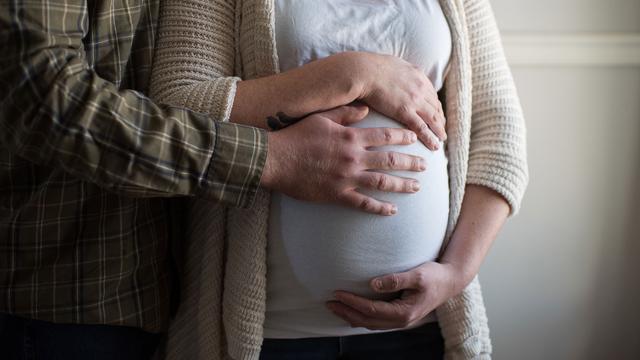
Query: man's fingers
[[371, 271, 419, 293], [357, 172, 420, 194], [323, 104, 369, 126], [356, 127, 417, 147], [363, 151, 426, 172], [339, 190, 397, 216]]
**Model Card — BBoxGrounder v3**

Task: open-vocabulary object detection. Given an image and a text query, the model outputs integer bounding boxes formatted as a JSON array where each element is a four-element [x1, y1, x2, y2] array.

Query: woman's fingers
[[417, 99, 447, 141], [331, 291, 410, 323], [413, 71, 447, 143], [326, 300, 403, 330], [363, 151, 426, 172], [398, 111, 441, 150], [339, 190, 397, 216]]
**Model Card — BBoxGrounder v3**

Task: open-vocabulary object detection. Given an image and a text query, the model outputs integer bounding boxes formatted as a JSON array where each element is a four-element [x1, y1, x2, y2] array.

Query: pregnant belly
[[266, 111, 450, 310]]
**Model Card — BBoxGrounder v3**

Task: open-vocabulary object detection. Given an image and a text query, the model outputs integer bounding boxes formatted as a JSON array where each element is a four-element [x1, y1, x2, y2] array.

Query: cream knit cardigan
[[149, 0, 528, 359]]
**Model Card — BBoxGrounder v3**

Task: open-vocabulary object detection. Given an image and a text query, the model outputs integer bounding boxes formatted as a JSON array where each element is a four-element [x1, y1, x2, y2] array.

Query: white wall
[[491, 0, 640, 32], [479, 1, 640, 359]]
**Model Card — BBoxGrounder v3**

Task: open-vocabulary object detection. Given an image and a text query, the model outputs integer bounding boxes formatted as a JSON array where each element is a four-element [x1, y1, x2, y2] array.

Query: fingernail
[[390, 206, 398, 215], [420, 160, 427, 171], [412, 182, 420, 192]]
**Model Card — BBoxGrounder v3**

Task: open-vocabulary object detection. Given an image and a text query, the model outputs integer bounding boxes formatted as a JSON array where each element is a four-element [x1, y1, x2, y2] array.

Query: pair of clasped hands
[[257, 52, 457, 330]]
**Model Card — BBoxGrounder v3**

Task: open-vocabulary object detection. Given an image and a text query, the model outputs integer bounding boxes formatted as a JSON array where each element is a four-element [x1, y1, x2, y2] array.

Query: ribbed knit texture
[[149, 0, 529, 359]]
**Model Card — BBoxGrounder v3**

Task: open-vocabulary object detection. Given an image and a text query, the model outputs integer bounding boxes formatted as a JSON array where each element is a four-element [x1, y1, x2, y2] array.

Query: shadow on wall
[[586, 144, 640, 359]]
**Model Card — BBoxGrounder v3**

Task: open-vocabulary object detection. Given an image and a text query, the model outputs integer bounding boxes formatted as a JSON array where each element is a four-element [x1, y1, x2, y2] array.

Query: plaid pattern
[[0, 0, 267, 332]]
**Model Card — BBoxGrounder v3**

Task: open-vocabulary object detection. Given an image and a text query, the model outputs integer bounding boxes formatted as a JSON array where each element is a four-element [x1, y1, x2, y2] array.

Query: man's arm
[[0, 0, 265, 207], [0, 0, 428, 215]]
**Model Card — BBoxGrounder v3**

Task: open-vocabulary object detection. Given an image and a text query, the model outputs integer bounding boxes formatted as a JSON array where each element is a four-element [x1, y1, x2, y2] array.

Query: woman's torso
[[265, 0, 452, 338]]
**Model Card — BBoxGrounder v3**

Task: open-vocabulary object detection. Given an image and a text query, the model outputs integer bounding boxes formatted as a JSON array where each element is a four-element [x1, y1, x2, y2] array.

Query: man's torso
[[0, 0, 171, 333]]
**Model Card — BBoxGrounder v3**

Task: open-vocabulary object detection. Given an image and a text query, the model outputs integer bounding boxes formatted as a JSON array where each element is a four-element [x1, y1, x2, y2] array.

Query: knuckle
[[415, 269, 427, 286], [341, 152, 358, 165], [403, 131, 414, 143], [404, 180, 414, 192], [412, 156, 422, 170], [335, 169, 350, 181], [383, 128, 393, 142], [365, 175, 378, 188], [389, 274, 400, 290], [359, 198, 373, 211], [418, 121, 429, 134], [431, 112, 440, 125], [386, 152, 398, 167], [367, 303, 378, 316], [342, 128, 357, 142], [398, 104, 413, 117], [376, 175, 388, 190]]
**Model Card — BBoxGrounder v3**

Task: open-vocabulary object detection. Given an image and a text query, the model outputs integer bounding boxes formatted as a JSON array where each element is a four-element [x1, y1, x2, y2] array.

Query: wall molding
[[502, 33, 640, 67]]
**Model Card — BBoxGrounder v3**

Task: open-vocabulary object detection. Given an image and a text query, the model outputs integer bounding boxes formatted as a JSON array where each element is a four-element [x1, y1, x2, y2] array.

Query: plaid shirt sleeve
[[0, 0, 267, 208]]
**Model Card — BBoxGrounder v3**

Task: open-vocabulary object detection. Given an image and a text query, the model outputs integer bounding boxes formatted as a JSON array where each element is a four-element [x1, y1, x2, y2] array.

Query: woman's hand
[[232, 53, 446, 152], [326, 261, 469, 330], [326, 185, 510, 329], [347, 52, 447, 150]]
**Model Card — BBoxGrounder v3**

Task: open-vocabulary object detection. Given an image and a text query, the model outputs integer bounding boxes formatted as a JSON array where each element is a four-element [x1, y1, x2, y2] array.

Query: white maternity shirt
[[265, 0, 452, 338]]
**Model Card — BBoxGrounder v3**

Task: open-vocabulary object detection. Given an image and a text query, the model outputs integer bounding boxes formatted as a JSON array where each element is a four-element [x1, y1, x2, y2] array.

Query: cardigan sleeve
[[150, 0, 240, 121], [463, 0, 529, 215]]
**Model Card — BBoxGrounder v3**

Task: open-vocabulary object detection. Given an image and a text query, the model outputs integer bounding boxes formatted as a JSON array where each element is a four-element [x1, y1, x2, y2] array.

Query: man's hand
[[260, 104, 426, 216], [326, 261, 470, 330]]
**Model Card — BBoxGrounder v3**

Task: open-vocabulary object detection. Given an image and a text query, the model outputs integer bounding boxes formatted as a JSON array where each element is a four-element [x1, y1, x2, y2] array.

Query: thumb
[[370, 271, 416, 293], [323, 103, 369, 126]]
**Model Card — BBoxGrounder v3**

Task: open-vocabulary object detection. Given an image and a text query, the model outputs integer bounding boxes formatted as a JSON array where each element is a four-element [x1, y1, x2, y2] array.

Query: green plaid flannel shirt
[[0, 0, 267, 332]]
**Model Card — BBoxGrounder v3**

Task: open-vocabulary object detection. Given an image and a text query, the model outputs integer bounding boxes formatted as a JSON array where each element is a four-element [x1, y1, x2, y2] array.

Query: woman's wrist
[[330, 51, 375, 100], [231, 53, 367, 129], [315, 51, 368, 103], [437, 185, 511, 292], [440, 258, 478, 293]]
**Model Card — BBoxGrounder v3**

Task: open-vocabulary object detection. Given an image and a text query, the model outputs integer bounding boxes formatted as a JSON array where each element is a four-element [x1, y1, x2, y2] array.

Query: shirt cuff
[[198, 121, 268, 208]]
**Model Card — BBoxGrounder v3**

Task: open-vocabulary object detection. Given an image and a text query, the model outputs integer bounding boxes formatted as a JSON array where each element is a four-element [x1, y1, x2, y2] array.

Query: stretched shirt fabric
[[265, 0, 452, 338], [0, 0, 267, 333], [149, 0, 528, 359]]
